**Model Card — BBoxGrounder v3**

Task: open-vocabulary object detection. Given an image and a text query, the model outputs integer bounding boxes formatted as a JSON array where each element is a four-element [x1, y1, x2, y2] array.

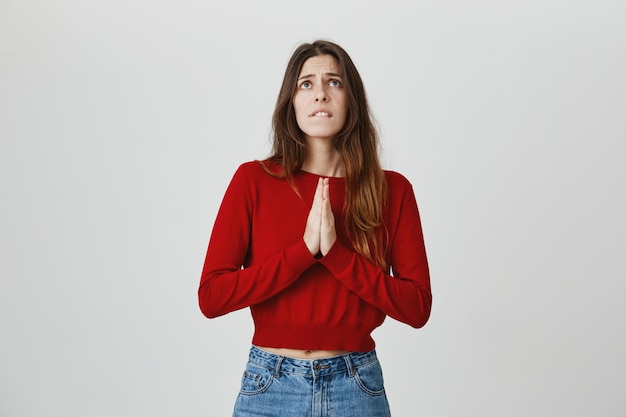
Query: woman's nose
[[314, 87, 328, 102]]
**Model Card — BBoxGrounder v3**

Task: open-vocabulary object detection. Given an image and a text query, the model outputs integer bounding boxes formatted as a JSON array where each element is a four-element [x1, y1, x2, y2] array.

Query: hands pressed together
[[303, 178, 337, 258]]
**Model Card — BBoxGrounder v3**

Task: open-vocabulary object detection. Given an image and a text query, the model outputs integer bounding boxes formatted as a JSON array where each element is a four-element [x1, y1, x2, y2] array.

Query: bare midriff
[[256, 346, 350, 359]]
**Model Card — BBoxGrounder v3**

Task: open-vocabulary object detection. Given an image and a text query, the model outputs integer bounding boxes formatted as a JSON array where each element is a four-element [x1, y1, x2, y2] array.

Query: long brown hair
[[266, 40, 388, 268]]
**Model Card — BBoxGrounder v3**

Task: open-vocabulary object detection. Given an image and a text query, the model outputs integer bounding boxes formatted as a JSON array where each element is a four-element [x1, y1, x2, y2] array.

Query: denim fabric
[[232, 345, 391, 417]]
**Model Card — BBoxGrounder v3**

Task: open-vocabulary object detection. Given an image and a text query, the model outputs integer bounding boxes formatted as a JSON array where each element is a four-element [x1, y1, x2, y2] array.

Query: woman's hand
[[319, 177, 336, 255], [304, 178, 337, 257]]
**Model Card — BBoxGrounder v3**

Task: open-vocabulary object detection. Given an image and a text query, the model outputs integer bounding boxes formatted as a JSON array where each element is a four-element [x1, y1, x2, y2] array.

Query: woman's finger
[[320, 178, 337, 255], [303, 178, 323, 256]]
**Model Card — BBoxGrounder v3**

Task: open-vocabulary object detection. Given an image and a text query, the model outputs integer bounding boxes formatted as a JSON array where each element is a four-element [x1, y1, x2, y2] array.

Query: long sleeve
[[320, 173, 431, 328], [198, 163, 317, 318]]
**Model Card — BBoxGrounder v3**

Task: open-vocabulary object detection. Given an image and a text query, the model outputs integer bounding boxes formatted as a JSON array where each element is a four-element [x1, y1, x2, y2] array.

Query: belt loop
[[273, 355, 284, 378], [343, 353, 355, 377]]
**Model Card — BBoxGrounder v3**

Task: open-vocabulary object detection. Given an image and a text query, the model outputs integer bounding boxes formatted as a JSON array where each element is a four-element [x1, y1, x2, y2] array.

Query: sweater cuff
[[284, 239, 319, 274], [319, 241, 353, 274]]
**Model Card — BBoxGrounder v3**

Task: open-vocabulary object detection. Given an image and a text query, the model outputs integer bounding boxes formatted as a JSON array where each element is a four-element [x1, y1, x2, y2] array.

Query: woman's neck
[[301, 139, 344, 177]]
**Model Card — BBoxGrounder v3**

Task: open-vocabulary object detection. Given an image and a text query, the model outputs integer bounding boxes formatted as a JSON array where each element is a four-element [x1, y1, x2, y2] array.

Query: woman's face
[[293, 54, 348, 143]]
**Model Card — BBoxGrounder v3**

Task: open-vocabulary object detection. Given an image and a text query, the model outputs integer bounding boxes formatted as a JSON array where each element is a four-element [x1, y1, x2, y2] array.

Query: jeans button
[[314, 363, 321, 371]]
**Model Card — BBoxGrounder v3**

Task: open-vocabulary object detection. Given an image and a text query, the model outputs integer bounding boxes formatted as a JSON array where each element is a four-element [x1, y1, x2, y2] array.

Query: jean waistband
[[247, 345, 379, 378]]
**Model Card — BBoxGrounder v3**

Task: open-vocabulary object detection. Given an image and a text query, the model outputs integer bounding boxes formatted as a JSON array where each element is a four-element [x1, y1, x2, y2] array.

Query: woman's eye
[[300, 81, 312, 89], [329, 79, 342, 87]]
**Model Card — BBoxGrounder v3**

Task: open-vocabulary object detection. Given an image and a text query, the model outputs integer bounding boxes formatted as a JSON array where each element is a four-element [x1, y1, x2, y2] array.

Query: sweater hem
[[251, 322, 376, 352]]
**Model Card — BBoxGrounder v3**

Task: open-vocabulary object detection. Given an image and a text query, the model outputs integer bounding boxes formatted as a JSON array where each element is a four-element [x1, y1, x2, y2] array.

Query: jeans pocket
[[239, 362, 274, 395], [354, 360, 386, 396]]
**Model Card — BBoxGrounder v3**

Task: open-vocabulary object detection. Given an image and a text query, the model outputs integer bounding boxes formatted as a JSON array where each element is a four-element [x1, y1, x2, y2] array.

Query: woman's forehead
[[299, 55, 341, 76]]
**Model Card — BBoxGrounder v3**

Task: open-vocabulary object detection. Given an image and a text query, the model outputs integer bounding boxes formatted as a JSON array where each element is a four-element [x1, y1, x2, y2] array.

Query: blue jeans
[[232, 345, 391, 417]]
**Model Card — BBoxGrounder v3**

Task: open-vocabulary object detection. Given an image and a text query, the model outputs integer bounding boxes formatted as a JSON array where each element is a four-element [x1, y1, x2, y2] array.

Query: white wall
[[1, 1, 625, 416]]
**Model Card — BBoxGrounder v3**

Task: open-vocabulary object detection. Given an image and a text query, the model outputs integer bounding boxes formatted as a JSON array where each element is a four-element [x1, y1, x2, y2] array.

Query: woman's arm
[[320, 176, 432, 328], [198, 164, 317, 318]]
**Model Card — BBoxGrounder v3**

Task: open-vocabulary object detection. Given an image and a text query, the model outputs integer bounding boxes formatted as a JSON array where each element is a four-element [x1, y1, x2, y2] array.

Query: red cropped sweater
[[198, 161, 431, 352]]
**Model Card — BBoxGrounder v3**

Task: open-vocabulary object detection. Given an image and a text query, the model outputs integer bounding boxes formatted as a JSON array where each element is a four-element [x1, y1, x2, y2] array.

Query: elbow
[[197, 285, 222, 319], [407, 292, 432, 329], [408, 310, 431, 329], [198, 301, 220, 319]]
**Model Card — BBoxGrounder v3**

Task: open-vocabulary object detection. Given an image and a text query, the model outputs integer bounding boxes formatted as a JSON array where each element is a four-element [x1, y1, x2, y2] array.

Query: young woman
[[198, 40, 432, 417]]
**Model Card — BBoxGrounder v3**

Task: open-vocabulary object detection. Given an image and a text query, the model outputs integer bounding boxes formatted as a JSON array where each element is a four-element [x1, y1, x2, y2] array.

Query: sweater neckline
[[295, 169, 346, 184]]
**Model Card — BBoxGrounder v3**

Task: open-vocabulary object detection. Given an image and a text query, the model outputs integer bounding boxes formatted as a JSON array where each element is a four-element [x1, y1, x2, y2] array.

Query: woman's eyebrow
[[297, 72, 343, 81]]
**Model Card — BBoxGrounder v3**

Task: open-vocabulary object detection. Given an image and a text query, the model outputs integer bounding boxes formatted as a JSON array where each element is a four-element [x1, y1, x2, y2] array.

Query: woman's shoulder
[[234, 159, 281, 176], [383, 169, 413, 190], [229, 160, 285, 187]]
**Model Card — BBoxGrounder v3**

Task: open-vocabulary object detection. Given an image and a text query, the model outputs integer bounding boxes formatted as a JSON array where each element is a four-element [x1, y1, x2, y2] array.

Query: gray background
[[1, 1, 625, 416]]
